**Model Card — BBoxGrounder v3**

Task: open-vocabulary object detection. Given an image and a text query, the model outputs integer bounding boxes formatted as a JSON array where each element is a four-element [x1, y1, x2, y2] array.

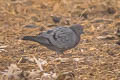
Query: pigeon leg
[[55, 52, 60, 57]]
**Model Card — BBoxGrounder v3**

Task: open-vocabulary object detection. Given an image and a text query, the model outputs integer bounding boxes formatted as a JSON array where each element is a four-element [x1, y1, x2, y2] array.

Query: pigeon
[[22, 24, 84, 54]]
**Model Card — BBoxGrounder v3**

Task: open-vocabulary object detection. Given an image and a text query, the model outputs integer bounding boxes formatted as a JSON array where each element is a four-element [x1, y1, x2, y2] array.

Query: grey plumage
[[22, 24, 84, 53]]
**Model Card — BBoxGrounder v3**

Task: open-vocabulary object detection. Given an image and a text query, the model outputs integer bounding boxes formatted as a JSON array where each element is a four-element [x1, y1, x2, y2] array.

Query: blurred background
[[0, 0, 120, 80]]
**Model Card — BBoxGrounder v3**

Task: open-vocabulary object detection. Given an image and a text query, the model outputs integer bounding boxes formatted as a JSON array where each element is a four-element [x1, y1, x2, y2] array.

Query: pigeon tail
[[22, 36, 39, 42], [22, 36, 51, 46]]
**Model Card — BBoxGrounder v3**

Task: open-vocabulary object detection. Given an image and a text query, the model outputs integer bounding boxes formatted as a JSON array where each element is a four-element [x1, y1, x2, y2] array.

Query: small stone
[[116, 26, 120, 37], [116, 41, 120, 45], [107, 7, 116, 14], [51, 16, 61, 23]]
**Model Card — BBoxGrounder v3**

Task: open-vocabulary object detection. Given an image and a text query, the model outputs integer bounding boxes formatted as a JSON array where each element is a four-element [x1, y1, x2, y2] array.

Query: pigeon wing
[[36, 29, 56, 46], [49, 27, 78, 49]]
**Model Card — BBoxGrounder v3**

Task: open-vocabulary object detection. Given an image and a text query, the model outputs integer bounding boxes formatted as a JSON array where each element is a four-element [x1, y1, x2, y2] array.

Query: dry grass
[[0, 0, 120, 80]]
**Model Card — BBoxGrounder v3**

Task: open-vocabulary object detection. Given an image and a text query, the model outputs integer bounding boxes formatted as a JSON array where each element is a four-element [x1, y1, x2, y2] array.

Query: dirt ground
[[0, 0, 120, 80]]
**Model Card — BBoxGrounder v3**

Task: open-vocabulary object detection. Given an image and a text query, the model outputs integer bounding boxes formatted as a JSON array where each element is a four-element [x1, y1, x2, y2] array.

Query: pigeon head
[[70, 24, 84, 36]]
